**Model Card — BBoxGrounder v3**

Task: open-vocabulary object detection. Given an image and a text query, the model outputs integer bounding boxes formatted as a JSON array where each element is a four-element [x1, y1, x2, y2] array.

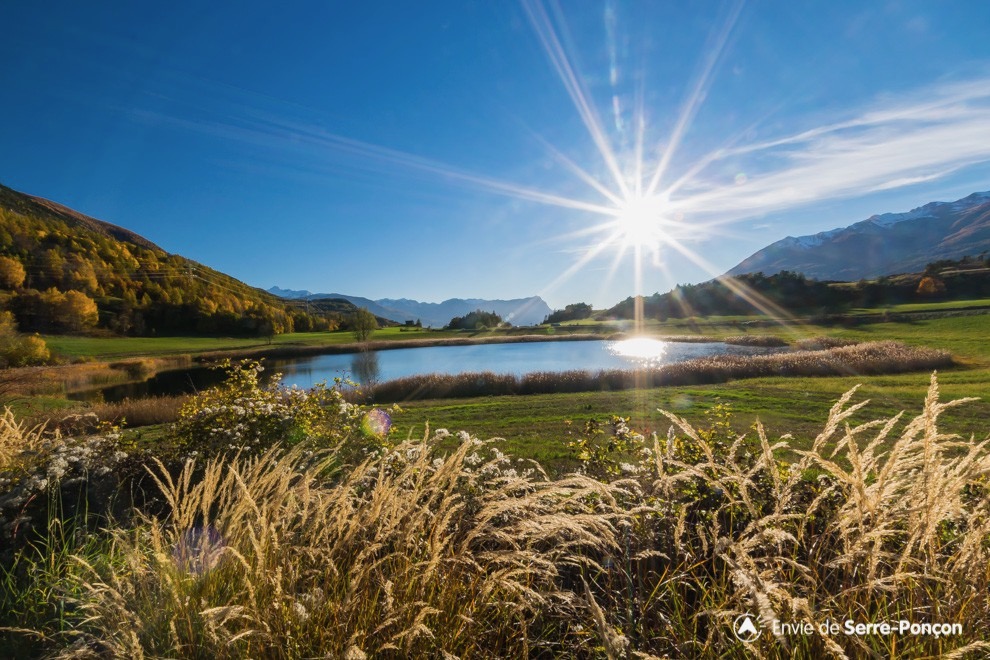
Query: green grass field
[[391, 314, 990, 470], [30, 311, 990, 474], [854, 298, 990, 313], [41, 324, 612, 360]]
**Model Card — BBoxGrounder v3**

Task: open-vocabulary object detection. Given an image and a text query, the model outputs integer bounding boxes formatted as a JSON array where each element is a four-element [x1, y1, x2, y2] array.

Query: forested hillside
[[608, 257, 990, 320], [0, 183, 333, 337]]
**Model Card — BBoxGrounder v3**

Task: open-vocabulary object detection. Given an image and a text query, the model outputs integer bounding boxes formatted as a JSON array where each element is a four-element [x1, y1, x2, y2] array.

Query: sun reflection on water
[[607, 337, 668, 367]]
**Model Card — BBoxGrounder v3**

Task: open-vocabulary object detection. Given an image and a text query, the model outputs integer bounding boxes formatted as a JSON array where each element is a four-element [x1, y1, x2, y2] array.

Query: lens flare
[[362, 408, 392, 438], [173, 526, 225, 575]]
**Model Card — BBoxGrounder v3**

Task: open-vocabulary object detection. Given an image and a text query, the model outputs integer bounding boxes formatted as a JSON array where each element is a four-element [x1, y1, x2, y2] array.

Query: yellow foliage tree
[[0, 311, 50, 367], [0, 256, 25, 289], [44, 289, 99, 332], [917, 276, 946, 296]]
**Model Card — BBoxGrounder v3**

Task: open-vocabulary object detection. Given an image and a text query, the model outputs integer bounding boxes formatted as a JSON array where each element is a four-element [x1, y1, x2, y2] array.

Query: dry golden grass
[[602, 372, 990, 657], [87, 395, 186, 428], [3, 372, 988, 658], [60, 436, 622, 658], [0, 408, 46, 472]]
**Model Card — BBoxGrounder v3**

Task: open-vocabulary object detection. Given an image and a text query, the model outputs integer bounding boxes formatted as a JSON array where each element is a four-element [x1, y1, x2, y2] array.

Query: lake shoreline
[[14, 331, 792, 399], [48, 332, 787, 399], [195, 331, 790, 362], [196, 332, 609, 362]]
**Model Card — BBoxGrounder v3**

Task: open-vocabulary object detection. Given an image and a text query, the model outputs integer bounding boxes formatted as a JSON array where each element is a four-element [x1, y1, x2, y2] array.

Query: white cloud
[[667, 78, 990, 224]]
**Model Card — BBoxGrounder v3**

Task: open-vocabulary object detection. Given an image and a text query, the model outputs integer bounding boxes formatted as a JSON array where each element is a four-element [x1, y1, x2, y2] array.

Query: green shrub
[[0, 311, 50, 368], [173, 360, 391, 462]]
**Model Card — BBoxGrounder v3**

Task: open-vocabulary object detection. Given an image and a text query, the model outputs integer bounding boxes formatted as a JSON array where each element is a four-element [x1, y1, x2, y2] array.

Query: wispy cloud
[[666, 78, 990, 223], [119, 58, 990, 242]]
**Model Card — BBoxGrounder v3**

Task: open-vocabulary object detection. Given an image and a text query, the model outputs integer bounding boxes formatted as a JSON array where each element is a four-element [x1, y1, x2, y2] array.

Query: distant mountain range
[[728, 191, 990, 280], [268, 287, 552, 328]]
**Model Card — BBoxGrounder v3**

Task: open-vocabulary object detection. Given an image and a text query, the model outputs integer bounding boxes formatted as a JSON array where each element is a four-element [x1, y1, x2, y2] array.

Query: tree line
[[445, 309, 504, 330], [606, 256, 990, 320], [544, 302, 593, 324]]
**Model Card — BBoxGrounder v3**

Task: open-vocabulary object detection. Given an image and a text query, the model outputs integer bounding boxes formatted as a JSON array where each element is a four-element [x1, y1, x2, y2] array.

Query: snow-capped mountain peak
[[727, 190, 990, 280]]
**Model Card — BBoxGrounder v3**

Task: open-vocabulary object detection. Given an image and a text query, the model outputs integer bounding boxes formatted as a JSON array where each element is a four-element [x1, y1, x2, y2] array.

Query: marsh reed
[[367, 340, 951, 401]]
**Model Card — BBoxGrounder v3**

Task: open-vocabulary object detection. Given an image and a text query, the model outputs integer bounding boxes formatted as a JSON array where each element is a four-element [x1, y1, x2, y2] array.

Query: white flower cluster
[[1, 433, 129, 537], [176, 363, 362, 456]]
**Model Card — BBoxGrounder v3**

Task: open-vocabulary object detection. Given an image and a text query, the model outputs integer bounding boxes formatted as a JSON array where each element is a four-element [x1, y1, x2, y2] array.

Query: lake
[[74, 338, 784, 402]]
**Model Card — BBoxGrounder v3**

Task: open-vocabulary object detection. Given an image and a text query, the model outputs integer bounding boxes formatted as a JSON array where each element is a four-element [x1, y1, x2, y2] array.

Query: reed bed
[[721, 334, 790, 347], [19, 396, 188, 435], [3, 372, 988, 658], [367, 340, 952, 402], [794, 336, 861, 351], [85, 394, 187, 428], [2, 356, 194, 398]]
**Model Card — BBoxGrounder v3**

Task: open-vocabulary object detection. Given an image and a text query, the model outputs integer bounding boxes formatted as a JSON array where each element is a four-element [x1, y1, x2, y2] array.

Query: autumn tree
[[917, 276, 946, 296], [0, 256, 25, 289], [0, 311, 50, 368], [348, 308, 378, 342], [0, 199, 331, 336], [53, 290, 99, 332]]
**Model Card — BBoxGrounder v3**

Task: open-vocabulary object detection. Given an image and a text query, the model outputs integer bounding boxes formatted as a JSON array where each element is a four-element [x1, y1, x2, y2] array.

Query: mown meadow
[[396, 314, 990, 467]]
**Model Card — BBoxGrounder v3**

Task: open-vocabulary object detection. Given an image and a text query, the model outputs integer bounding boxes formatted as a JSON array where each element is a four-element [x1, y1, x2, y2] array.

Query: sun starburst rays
[[514, 0, 755, 321], [162, 1, 990, 340]]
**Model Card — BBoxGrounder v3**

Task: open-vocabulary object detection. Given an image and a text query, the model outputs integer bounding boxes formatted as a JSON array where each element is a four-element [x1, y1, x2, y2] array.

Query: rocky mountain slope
[[728, 191, 990, 280]]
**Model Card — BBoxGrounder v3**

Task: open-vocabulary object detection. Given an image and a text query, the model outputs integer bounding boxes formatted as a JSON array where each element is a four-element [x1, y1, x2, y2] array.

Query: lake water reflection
[[76, 338, 783, 403], [270, 338, 778, 389]]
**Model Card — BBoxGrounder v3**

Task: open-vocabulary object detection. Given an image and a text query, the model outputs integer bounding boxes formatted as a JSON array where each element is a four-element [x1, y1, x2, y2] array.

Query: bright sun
[[614, 195, 669, 248]]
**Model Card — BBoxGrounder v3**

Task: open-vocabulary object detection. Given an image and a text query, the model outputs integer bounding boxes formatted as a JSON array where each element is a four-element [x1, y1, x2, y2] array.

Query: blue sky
[[3, 1, 990, 309]]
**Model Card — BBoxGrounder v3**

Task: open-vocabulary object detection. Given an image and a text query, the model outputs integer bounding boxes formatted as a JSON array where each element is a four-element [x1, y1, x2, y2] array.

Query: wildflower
[[292, 601, 309, 621]]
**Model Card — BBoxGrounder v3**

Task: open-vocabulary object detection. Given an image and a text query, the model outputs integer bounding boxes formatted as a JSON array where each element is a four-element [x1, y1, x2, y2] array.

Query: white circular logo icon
[[733, 614, 761, 643]]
